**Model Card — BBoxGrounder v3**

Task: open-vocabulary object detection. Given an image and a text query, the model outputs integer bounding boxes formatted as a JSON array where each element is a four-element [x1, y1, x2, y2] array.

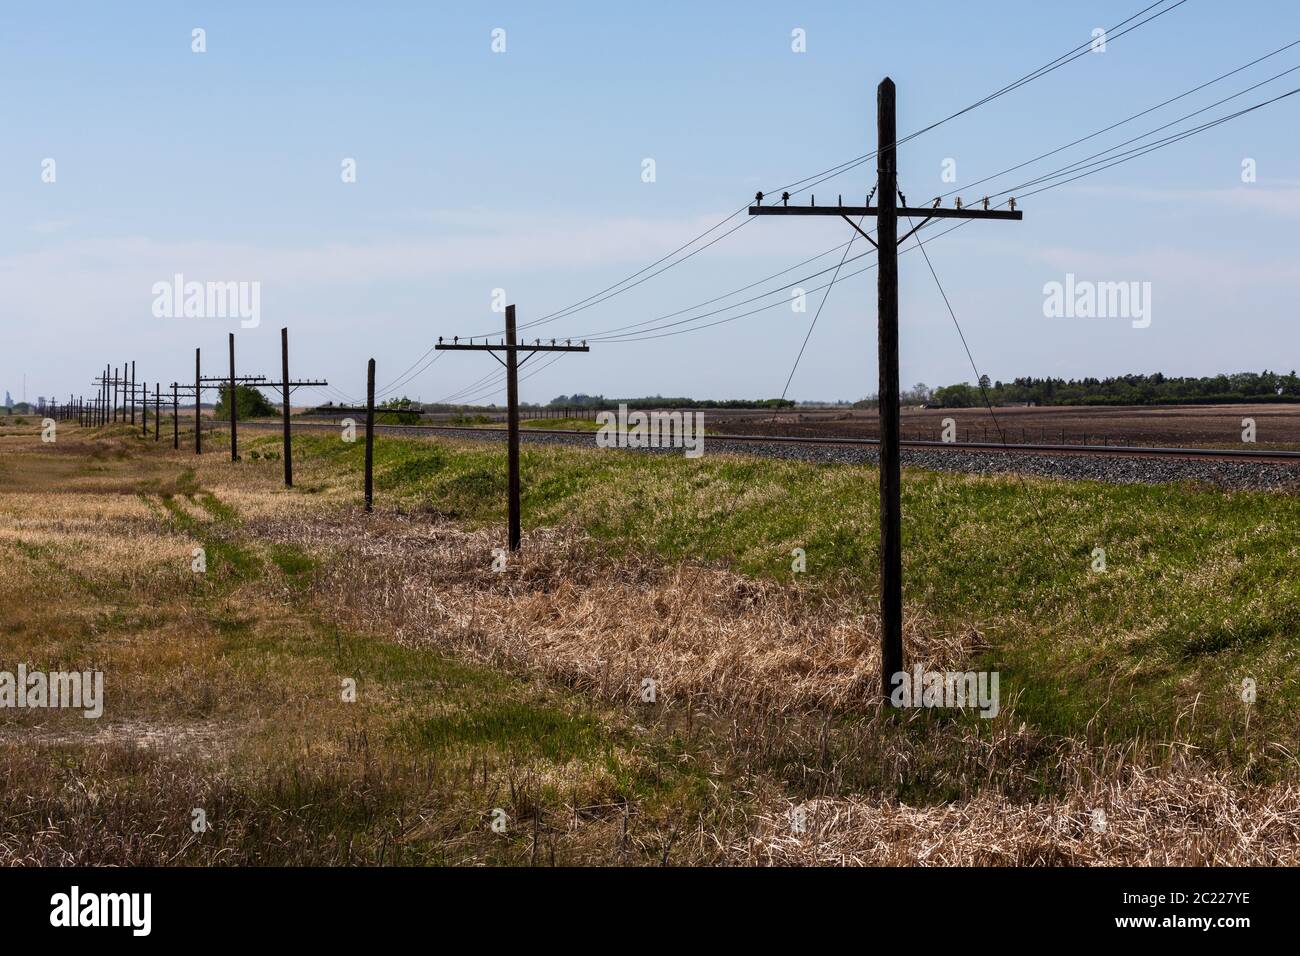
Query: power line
[[998, 63, 1300, 196], [430, 365, 507, 405], [450, 352, 568, 408], [1016, 87, 1300, 197], [570, 234, 863, 340], [596, 80, 1300, 346], [924, 37, 1300, 208], [375, 349, 443, 400], [585, 245, 876, 341], [376, 343, 439, 396], [567, 24, 1287, 346], [779, 0, 1194, 201], [474, 0, 1190, 340]]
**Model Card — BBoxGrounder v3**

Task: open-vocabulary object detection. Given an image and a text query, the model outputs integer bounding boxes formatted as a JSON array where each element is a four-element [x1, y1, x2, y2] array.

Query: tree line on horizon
[[925, 371, 1300, 408]]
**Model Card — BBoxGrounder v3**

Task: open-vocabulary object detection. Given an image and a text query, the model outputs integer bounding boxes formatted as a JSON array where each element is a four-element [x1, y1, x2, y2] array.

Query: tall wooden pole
[[876, 78, 904, 700], [505, 304, 522, 551], [130, 360, 136, 425], [154, 383, 160, 441], [436, 318, 587, 549], [172, 384, 179, 449], [364, 358, 375, 513], [112, 367, 118, 422], [228, 332, 238, 462], [195, 348, 202, 455], [281, 327, 294, 487]]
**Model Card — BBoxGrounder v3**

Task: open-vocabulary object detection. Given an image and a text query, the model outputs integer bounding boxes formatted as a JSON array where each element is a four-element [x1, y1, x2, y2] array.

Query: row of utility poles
[[62, 330, 326, 488], [53, 313, 587, 556], [39, 78, 1004, 703]]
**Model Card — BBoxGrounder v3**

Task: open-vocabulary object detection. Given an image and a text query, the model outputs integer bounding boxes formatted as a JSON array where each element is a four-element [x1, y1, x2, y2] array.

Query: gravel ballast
[[250, 422, 1300, 492]]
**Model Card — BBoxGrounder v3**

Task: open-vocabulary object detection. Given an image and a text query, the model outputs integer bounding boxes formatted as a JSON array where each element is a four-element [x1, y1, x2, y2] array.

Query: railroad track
[[244, 420, 1300, 463]]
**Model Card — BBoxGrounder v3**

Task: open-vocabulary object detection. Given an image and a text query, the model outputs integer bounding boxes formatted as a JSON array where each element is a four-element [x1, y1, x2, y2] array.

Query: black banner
[[0, 866, 1274, 941]]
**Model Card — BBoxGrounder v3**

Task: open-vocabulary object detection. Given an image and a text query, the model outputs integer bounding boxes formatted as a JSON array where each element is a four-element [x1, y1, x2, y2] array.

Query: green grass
[[288, 431, 1300, 759], [520, 416, 603, 431]]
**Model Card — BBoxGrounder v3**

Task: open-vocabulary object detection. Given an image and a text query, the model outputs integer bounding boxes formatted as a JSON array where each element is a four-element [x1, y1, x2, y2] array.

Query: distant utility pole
[[195, 348, 202, 454], [365, 358, 376, 513], [170, 381, 202, 451], [260, 327, 328, 488], [138, 378, 149, 437], [437, 304, 589, 549], [198, 333, 266, 462], [749, 77, 1023, 702]]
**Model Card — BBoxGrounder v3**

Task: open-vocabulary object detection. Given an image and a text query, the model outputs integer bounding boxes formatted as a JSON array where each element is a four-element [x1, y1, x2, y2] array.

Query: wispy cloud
[[1064, 182, 1300, 219]]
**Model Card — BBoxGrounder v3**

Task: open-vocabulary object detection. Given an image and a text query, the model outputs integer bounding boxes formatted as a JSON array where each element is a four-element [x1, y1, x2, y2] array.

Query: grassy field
[[1, 417, 1297, 865]]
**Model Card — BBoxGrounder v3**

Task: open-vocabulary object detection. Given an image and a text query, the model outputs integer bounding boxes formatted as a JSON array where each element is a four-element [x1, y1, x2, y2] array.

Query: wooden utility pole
[[876, 79, 903, 698], [197, 336, 265, 462], [228, 333, 237, 461], [170, 382, 202, 450], [364, 358, 376, 513], [504, 309, 521, 549], [258, 328, 327, 488], [749, 77, 1023, 701], [437, 304, 589, 550], [282, 328, 294, 487], [154, 383, 161, 441], [195, 348, 202, 454]]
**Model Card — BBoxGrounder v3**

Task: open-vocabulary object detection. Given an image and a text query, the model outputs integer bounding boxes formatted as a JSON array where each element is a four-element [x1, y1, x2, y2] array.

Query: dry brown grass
[[247, 510, 978, 714], [742, 762, 1300, 866]]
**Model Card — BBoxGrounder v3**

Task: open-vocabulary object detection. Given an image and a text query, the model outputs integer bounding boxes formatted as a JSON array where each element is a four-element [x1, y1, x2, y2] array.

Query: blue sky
[[3, 0, 1298, 406]]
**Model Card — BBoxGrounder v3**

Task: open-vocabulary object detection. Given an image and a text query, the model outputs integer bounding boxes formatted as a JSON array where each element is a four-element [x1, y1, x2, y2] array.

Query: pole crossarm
[[265, 379, 329, 387], [434, 344, 590, 352], [748, 204, 1023, 221]]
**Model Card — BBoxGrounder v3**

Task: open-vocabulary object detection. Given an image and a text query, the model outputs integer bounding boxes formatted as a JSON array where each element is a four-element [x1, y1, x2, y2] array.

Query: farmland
[[1, 417, 1297, 865], [706, 403, 1300, 450]]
